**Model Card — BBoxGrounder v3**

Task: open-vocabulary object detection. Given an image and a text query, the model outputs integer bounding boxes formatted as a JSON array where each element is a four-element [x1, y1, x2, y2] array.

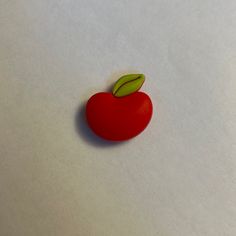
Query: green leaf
[[112, 74, 145, 97]]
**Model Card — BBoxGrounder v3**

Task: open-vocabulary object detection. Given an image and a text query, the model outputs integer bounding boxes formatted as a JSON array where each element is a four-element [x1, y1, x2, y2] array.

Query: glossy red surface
[[86, 92, 153, 141]]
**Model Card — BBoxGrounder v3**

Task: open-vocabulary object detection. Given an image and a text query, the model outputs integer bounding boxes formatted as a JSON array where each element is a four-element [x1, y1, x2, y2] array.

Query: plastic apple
[[86, 74, 153, 141]]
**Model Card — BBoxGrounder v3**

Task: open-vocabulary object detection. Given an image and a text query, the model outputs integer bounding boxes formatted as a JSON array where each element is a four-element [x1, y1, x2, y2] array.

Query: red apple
[[86, 74, 153, 141]]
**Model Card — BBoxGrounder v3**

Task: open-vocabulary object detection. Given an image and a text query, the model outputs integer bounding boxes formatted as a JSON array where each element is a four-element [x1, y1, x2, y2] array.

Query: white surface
[[0, 0, 236, 235]]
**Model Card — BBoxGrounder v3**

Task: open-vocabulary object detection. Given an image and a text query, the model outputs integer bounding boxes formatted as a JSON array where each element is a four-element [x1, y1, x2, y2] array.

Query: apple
[[86, 74, 153, 141]]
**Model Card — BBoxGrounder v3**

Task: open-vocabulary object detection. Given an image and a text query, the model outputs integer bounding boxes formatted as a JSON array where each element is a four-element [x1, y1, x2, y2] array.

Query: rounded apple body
[[86, 91, 153, 141]]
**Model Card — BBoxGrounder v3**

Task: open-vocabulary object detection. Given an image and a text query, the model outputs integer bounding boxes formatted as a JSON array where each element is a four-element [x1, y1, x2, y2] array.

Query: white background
[[0, 0, 236, 235]]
